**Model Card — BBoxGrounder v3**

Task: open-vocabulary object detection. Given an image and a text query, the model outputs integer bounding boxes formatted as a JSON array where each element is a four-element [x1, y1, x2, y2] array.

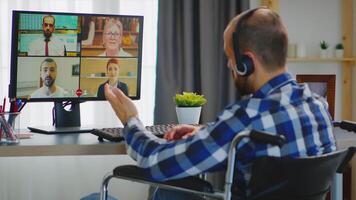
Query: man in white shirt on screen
[[30, 58, 68, 98], [28, 15, 65, 56]]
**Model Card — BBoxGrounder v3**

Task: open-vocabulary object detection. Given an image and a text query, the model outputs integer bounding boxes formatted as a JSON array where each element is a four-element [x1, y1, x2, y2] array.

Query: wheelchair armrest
[[334, 120, 356, 132], [113, 165, 214, 193], [250, 130, 286, 147]]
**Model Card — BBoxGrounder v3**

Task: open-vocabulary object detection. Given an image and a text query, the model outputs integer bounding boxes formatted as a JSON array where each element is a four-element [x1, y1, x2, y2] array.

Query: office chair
[[100, 129, 355, 200]]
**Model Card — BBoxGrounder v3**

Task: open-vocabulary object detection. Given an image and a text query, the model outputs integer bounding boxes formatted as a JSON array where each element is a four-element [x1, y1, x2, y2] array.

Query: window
[[0, 0, 158, 128]]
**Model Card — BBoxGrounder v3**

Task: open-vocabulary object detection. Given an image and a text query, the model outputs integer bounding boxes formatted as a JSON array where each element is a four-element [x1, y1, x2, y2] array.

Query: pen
[[18, 101, 26, 112], [0, 108, 2, 139], [2, 97, 5, 112], [7, 99, 17, 133], [9, 98, 14, 112], [12, 100, 18, 112], [15, 99, 21, 112], [16, 99, 22, 108], [0, 114, 16, 141]]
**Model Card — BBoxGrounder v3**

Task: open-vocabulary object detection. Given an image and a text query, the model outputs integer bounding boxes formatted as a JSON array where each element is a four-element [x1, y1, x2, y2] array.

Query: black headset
[[232, 8, 260, 77]]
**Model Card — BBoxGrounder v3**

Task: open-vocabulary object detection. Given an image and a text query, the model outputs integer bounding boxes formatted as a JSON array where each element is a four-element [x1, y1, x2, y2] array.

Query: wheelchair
[[100, 126, 355, 200]]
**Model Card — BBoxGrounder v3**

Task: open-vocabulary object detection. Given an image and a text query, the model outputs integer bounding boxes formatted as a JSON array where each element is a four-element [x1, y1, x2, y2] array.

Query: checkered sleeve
[[119, 72, 337, 199], [123, 107, 250, 181]]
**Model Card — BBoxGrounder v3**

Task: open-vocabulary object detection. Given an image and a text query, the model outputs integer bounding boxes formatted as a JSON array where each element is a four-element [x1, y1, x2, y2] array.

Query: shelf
[[81, 44, 138, 50], [82, 76, 137, 79], [287, 57, 354, 62]]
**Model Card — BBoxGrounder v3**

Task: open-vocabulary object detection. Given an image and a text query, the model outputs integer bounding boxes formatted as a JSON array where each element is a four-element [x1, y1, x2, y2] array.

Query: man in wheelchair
[[104, 7, 336, 200]]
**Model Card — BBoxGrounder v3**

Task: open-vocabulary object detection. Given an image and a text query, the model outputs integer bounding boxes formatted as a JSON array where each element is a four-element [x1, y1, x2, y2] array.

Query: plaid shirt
[[123, 72, 336, 199]]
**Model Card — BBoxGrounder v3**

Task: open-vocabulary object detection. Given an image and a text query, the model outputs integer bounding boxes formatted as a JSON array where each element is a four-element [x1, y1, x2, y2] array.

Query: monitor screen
[[9, 10, 143, 102]]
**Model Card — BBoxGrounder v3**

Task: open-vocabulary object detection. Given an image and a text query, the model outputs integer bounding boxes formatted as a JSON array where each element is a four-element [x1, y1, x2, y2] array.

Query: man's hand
[[163, 124, 200, 141], [104, 84, 138, 125]]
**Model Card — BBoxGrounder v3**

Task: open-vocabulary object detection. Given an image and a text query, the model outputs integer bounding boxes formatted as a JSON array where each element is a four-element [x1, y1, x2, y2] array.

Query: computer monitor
[[9, 10, 143, 134]]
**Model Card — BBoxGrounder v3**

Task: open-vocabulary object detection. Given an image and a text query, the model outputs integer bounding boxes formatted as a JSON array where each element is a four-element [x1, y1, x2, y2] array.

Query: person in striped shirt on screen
[[104, 7, 336, 200]]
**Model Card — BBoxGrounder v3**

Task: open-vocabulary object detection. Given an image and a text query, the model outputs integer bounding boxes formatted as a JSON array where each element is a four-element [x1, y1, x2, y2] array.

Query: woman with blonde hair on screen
[[99, 18, 132, 57]]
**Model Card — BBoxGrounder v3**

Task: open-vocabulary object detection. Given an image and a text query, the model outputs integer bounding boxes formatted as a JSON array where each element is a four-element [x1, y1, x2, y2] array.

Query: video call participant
[[98, 18, 132, 57], [97, 58, 128, 99], [103, 7, 336, 200], [28, 15, 65, 56], [31, 58, 68, 98]]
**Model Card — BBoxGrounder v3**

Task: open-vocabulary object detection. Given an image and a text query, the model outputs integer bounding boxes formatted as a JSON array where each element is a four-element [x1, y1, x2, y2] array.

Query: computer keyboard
[[91, 124, 177, 142]]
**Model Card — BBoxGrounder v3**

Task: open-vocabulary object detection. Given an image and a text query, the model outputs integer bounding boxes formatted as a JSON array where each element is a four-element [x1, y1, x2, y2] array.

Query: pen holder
[[0, 112, 20, 144]]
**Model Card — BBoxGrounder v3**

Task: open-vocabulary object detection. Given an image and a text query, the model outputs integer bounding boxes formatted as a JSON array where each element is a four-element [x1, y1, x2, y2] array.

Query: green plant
[[174, 92, 207, 107], [320, 40, 329, 50], [335, 43, 344, 50]]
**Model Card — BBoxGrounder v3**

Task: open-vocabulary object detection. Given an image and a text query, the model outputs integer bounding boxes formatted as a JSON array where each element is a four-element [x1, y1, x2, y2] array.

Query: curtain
[[154, 0, 245, 124]]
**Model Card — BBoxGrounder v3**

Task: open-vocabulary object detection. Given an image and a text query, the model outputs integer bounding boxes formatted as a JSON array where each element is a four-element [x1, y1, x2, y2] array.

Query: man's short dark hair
[[42, 15, 55, 25], [40, 58, 57, 71], [239, 10, 288, 70]]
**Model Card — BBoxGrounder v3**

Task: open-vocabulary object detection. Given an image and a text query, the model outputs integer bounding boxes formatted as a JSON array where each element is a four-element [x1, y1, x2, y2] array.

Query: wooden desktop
[[0, 132, 126, 157]]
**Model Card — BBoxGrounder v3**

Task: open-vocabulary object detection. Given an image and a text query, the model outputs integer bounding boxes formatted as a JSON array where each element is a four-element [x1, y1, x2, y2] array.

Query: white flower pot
[[176, 106, 201, 124], [335, 49, 344, 58], [320, 49, 328, 58]]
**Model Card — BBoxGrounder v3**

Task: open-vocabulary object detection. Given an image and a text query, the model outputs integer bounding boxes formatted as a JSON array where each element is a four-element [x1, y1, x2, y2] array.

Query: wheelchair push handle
[[250, 130, 286, 147]]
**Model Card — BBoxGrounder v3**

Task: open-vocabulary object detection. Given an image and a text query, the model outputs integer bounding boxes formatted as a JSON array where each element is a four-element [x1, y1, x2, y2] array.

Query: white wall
[[0, 0, 157, 200], [0, 155, 149, 200], [251, 0, 345, 121]]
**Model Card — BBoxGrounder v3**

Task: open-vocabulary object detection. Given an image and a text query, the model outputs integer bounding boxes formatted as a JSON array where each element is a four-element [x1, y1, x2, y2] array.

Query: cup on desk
[[0, 112, 20, 144]]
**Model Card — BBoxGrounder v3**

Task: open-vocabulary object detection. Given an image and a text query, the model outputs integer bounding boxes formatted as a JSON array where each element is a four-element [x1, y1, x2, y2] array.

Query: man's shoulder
[[51, 35, 65, 44], [118, 81, 128, 87], [119, 49, 133, 57], [98, 51, 105, 56], [29, 37, 44, 47], [216, 101, 249, 122], [55, 86, 68, 95], [98, 82, 106, 90], [56, 85, 65, 91], [30, 88, 44, 98], [233, 84, 302, 117]]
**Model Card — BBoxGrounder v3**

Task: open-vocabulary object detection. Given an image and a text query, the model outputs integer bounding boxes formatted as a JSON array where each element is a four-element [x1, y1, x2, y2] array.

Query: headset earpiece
[[237, 55, 254, 76], [233, 8, 259, 77]]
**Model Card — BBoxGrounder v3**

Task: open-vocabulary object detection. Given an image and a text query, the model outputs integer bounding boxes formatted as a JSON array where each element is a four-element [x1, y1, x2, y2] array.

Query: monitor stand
[[28, 102, 93, 134]]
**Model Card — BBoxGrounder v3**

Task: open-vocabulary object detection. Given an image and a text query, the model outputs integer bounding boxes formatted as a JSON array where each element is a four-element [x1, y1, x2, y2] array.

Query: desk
[[0, 128, 356, 199], [1, 128, 354, 156], [0, 132, 127, 157], [0, 132, 139, 200]]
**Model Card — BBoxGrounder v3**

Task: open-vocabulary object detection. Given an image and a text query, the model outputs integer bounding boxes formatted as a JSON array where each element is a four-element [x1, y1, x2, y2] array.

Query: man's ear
[[244, 52, 259, 72]]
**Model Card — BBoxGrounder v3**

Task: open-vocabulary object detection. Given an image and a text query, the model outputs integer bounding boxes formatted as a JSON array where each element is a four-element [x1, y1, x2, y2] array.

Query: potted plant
[[334, 43, 344, 58], [174, 92, 207, 124], [320, 40, 329, 58]]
